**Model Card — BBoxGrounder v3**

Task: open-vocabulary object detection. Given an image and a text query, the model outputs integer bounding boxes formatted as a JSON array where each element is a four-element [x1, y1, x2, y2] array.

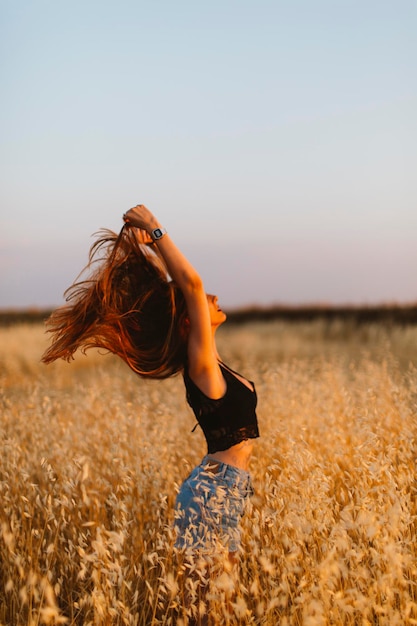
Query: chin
[[212, 313, 226, 328]]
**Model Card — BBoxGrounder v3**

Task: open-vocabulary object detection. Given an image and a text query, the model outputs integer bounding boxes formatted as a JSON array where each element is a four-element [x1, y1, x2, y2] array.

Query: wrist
[[146, 216, 161, 231]]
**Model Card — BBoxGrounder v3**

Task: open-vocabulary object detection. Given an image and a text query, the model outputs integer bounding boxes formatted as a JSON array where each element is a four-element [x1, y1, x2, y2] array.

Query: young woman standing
[[42, 204, 260, 617]]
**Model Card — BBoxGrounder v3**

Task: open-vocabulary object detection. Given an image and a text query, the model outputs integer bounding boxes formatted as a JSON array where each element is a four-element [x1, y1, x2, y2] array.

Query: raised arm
[[123, 205, 225, 396]]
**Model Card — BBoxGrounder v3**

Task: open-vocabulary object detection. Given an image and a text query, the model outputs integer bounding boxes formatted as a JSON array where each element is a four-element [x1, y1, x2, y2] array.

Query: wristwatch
[[151, 227, 167, 242]]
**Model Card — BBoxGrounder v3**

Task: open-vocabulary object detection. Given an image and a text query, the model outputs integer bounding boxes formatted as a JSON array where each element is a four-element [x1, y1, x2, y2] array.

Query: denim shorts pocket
[[174, 461, 252, 552]]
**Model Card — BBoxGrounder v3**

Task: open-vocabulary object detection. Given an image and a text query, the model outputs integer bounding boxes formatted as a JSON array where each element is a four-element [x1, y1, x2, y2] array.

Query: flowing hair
[[41, 226, 189, 378]]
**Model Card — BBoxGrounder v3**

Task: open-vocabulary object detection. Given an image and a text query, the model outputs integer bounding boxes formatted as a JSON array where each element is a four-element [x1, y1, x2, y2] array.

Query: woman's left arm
[[123, 205, 223, 394]]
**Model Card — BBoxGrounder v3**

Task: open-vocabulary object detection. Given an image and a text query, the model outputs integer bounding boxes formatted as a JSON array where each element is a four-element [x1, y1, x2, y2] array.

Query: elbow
[[183, 271, 204, 294]]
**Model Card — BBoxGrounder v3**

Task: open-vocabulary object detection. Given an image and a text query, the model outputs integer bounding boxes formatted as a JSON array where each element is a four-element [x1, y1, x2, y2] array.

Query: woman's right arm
[[123, 205, 225, 394]]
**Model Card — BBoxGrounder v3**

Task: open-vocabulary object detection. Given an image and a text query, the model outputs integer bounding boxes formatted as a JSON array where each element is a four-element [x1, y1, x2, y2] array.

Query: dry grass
[[0, 320, 416, 625]]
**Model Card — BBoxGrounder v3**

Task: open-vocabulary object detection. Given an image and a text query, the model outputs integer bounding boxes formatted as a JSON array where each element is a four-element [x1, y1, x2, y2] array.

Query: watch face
[[153, 228, 163, 239]]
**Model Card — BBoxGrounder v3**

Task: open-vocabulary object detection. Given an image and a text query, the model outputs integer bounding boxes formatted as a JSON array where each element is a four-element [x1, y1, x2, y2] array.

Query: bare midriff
[[207, 438, 254, 471]]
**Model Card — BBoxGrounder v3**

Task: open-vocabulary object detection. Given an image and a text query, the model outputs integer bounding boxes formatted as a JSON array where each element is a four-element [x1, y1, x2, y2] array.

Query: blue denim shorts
[[174, 456, 254, 553]]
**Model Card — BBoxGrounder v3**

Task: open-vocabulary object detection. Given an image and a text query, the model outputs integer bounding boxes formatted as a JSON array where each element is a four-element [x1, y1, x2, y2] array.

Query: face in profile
[[207, 294, 227, 327]]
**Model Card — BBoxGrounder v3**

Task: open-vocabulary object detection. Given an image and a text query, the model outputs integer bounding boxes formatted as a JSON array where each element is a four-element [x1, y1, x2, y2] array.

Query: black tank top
[[183, 362, 260, 454]]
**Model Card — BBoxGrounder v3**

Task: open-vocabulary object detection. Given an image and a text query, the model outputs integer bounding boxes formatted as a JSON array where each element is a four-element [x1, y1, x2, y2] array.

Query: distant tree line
[[1, 304, 417, 328], [226, 304, 417, 326]]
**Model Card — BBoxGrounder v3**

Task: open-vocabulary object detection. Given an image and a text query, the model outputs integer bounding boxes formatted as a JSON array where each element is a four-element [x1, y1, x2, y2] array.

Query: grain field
[[0, 320, 416, 625]]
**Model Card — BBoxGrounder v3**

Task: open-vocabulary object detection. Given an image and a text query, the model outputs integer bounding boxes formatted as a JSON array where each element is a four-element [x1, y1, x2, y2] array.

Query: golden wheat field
[[0, 319, 416, 626]]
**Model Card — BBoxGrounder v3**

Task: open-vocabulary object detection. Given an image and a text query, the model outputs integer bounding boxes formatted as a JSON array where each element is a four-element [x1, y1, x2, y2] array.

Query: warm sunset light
[[1, 4, 416, 624]]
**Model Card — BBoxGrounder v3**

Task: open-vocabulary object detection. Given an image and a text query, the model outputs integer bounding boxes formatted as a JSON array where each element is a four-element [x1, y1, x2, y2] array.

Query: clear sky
[[1, 0, 416, 310]]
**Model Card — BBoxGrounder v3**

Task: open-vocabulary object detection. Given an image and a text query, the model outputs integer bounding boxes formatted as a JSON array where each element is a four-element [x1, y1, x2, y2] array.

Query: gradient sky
[[1, 0, 416, 309]]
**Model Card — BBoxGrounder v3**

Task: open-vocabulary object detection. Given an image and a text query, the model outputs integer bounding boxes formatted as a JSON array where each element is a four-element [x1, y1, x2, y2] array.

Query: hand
[[134, 228, 154, 247], [122, 204, 159, 232]]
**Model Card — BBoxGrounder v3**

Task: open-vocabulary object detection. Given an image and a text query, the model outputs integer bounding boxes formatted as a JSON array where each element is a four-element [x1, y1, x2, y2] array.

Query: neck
[[211, 329, 221, 361]]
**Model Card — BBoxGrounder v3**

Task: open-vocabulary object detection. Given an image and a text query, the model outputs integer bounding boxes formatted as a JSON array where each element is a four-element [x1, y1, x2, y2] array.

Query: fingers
[[123, 204, 146, 221], [122, 207, 137, 225], [122, 204, 155, 232]]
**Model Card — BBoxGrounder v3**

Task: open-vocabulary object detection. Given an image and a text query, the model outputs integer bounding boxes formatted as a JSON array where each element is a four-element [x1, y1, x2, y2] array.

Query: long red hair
[[41, 226, 189, 378]]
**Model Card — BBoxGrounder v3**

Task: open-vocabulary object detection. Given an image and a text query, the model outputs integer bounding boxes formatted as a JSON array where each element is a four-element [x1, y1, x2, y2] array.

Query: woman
[[42, 204, 259, 557]]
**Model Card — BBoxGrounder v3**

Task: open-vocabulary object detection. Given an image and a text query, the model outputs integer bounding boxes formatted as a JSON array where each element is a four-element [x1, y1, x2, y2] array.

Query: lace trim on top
[[205, 424, 259, 453]]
